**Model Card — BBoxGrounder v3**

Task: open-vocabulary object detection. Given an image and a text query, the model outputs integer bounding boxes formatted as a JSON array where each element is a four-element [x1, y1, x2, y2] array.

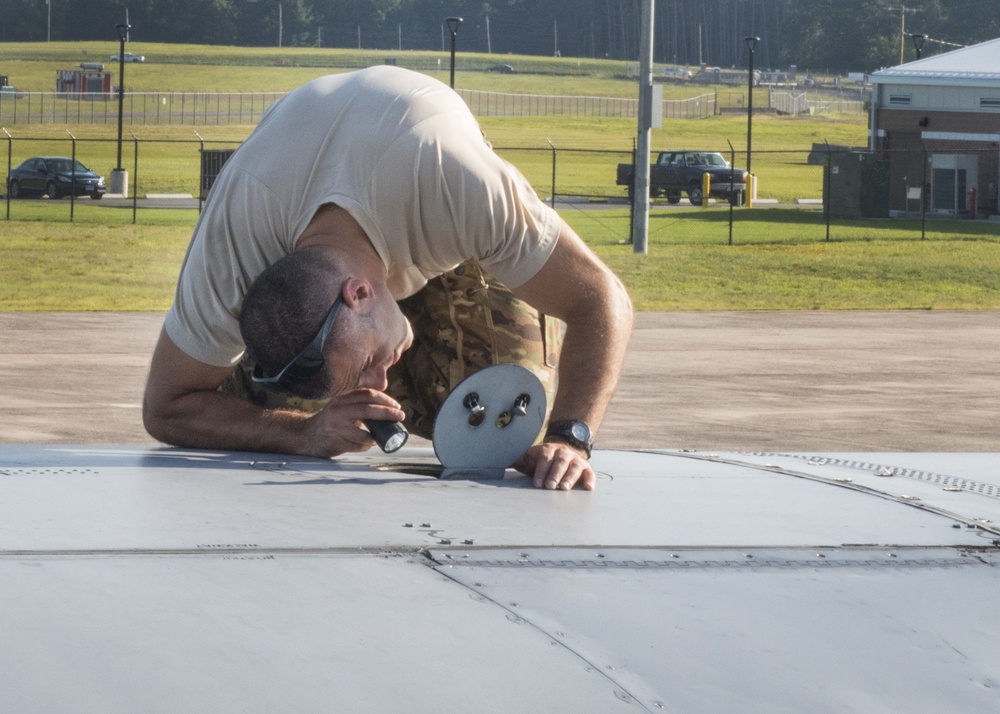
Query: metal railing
[[457, 90, 716, 119], [2, 88, 716, 125], [1, 87, 867, 126], [0, 91, 286, 126], [769, 91, 864, 115]]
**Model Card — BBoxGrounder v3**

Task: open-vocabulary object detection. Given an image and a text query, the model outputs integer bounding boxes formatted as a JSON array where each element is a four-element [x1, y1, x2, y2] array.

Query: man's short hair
[[239, 246, 348, 398]]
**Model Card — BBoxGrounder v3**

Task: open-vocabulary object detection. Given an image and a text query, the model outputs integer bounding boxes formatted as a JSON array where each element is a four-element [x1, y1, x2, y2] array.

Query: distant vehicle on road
[[486, 63, 515, 73], [110, 52, 145, 63], [6, 156, 106, 200], [617, 150, 748, 205], [664, 67, 692, 80]]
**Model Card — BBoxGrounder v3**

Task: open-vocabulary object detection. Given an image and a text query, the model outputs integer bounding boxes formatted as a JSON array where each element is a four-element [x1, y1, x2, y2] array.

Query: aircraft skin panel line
[[0, 445, 998, 713]]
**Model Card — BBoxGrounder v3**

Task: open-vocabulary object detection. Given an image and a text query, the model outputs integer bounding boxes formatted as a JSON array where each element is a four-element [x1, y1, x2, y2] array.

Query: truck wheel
[[687, 185, 703, 206], [666, 191, 681, 205]]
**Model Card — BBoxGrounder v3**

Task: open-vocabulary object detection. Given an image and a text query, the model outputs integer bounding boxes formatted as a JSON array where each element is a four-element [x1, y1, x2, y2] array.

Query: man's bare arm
[[142, 328, 403, 457], [510, 218, 634, 489]]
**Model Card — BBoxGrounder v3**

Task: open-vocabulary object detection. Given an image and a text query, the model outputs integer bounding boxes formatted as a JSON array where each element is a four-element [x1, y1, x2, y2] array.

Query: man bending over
[[143, 66, 633, 491]]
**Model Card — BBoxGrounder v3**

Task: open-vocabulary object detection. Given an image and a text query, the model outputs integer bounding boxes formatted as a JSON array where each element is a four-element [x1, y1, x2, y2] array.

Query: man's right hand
[[143, 328, 404, 458], [300, 389, 405, 458]]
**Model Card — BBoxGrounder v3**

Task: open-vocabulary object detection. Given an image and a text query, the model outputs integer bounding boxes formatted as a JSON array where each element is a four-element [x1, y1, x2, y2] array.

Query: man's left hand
[[513, 441, 595, 491]]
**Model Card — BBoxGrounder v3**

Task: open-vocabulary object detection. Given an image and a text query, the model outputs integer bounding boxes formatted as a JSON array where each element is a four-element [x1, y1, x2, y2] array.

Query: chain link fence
[[1, 85, 871, 126], [0, 89, 719, 125], [3, 133, 996, 247], [0, 91, 286, 127]]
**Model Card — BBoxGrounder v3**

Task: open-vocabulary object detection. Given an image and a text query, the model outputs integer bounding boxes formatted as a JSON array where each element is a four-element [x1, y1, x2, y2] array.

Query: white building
[[869, 37, 1000, 217]]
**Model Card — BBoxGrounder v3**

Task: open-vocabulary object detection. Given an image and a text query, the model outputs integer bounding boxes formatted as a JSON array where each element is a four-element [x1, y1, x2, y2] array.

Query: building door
[[930, 154, 977, 214]]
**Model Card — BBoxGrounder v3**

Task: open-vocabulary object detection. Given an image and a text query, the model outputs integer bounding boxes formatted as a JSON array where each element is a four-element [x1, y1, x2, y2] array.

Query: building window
[[888, 94, 911, 106], [980, 97, 1000, 110]]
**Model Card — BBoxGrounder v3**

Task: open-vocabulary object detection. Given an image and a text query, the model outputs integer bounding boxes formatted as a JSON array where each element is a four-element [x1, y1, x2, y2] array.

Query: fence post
[[3, 127, 11, 220], [547, 139, 557, 209], [628, 139, 636, 244], [131, 131, 139, 224], [727, 140, 736, 245], [195, 131, 205, 212], [67, 129, 77, 221], [823, 140, 831, 242], [920, 144, 928, 240]]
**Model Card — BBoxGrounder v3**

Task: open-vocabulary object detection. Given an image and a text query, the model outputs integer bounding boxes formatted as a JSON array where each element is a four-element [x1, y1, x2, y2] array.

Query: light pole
[[744, 36, 759, 177], [111, 23, 130, 197], [445, 17, 462, 89], [115, 23, 129, 171], [911, 33, 926, 60]]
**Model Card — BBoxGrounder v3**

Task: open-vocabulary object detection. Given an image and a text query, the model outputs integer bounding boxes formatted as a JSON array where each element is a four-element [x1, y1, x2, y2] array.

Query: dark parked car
[[616, 150, 748, 205], [7, 156, 106, 199], [486, 63, 515, 74]]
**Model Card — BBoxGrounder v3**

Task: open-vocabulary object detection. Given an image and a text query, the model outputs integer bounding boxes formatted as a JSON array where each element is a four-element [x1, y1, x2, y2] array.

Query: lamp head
[[911, 33, 927, 52], [115, 24, 131, 42], [744, 36, 760, 52], [445, 17, 463, 35]]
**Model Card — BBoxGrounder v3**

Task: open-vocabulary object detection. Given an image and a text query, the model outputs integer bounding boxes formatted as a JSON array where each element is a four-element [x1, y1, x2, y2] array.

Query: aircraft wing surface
[[1, 446, 998, 712]]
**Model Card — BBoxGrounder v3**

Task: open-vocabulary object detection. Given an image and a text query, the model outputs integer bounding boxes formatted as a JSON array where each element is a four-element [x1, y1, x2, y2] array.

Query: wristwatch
[[544, 420, 594, 458]]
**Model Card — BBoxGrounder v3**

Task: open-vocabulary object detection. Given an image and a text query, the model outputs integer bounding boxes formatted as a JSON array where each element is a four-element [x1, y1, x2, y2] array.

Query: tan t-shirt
[[165, 66, 560, 367]]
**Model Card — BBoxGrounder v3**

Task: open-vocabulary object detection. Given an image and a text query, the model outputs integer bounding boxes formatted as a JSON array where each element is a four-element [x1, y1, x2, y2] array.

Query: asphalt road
[[2, 311, 996, 452]]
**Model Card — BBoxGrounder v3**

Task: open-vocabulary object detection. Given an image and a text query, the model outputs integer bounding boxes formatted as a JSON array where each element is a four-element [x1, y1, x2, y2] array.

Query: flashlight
[[364, 419, 409, 453]]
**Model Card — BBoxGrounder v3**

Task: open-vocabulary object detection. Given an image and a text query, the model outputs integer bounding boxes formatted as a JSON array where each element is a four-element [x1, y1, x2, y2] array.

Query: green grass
[[560, 208, 1000, 310], [2, 42, 640, 93], [3, 42, 869, 201], [0, 208, 194, 311], [1, 206, 997, 312], [1, 41, 854, 100], [1, 42, 995, 314]]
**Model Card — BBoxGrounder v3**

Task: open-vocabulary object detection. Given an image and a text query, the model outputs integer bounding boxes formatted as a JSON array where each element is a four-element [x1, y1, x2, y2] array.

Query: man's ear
[[341, 277, 375, 311]]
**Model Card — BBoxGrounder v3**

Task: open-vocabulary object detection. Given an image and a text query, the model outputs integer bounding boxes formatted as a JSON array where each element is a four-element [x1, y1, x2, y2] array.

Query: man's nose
[[359, 365, 389, 392]]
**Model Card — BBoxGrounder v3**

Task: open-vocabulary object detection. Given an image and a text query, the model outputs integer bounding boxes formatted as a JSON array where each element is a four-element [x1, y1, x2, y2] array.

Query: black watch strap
[[544, 420, 594, 458]]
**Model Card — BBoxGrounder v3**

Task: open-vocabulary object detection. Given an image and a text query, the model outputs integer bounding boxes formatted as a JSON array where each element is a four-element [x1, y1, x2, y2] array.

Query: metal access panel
[[825, 150, 891, 218], [1, 446, 998, 713], [199, 149, 237, 200]]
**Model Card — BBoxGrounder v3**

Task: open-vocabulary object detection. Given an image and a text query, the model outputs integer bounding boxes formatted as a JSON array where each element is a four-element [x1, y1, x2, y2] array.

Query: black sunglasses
[[250, 293, 344, 388]]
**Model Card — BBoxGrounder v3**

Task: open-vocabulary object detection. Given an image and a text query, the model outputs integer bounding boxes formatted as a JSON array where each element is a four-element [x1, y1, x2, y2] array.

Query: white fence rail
[[0, 89, 721, 126], [0, 87, 860, 126], [770, 91, 864, 115]]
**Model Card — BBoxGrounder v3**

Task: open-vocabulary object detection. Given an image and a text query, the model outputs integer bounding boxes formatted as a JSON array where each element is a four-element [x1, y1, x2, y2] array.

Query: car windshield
[[47, 159, 88, 173], [697, 153, 729, 167]]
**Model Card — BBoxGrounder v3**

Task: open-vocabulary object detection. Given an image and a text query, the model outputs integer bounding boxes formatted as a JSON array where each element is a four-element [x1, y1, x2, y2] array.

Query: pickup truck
[[617, 150, 749, 205]]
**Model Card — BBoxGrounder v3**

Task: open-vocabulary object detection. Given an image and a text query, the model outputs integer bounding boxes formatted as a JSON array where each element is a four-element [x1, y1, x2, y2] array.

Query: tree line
[[2, 0, 997, 74]]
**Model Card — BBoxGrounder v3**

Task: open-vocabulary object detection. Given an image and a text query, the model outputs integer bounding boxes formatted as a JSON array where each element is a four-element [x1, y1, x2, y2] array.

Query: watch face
[[570, 422, 591, 442]]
